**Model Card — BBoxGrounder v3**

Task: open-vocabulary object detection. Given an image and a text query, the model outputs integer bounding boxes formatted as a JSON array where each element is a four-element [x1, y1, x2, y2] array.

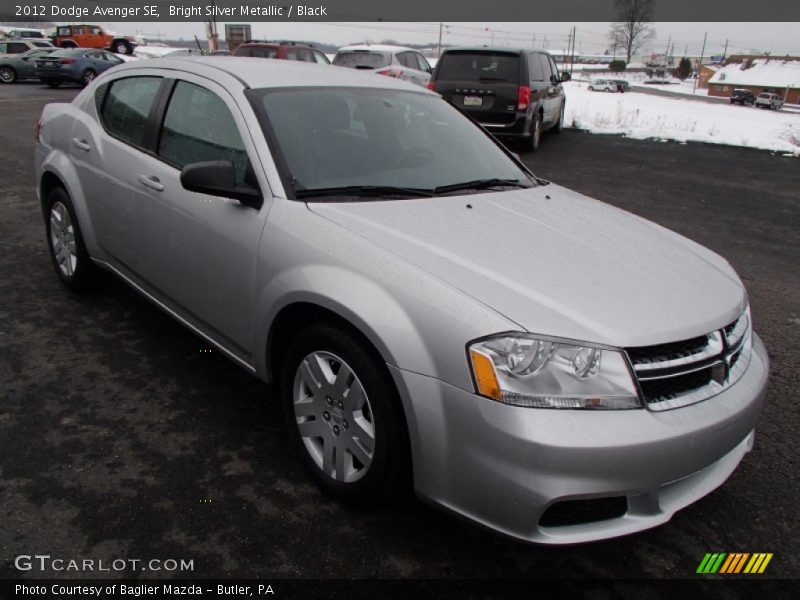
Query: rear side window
[[57, 27, 71, 36], [7, 42, 29, 54], [333, 51, 390, 69], [158, 81, 249, 184], [101, 77, 162, 148], [437, 52, 520, 83], [286, 48, 314, 62]]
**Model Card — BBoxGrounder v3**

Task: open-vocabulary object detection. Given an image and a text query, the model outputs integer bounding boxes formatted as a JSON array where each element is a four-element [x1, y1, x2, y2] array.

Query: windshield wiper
[[295, 185, 435, 200], [433, 178, 531, 195]]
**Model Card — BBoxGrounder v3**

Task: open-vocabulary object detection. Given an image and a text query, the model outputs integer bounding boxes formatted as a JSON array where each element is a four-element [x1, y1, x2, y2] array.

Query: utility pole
[[693, 32, 708, 95], [437, 22, 443, 58], [663, 34, 671, 76], [723, 39, 729, 61], [570, 26, 577, 75]]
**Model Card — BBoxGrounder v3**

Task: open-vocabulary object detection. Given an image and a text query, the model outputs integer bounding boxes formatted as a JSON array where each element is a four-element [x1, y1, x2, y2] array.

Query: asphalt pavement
[[1, 84, 798, 586]]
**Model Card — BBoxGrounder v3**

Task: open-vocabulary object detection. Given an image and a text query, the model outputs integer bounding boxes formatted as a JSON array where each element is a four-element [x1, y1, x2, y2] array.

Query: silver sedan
[[35, 57, 768, 544]]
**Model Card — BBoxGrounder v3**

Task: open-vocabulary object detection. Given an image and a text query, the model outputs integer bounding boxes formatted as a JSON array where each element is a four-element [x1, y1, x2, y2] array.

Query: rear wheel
[[529, 111, 543, 152], [81, 69, 96, 87], [44, 187, 97, 291], [0, 66, 16, 83], [113, 40, 133, 55], [280, 321, 409, 505], [588, 85, 594, 91]]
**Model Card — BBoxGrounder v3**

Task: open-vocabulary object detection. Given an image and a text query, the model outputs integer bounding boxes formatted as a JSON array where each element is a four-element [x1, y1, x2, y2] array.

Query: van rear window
[[437, 52, 519, 83]]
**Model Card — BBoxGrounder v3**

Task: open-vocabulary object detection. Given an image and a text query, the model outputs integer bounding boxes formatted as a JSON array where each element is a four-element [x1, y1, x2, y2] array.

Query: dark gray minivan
[[428, 47, 569, 151]]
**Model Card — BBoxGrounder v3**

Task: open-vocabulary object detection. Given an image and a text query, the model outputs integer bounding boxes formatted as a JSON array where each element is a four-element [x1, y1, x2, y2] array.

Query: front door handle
[[138, 174, 164, 191], [71, 138, 91, 152]]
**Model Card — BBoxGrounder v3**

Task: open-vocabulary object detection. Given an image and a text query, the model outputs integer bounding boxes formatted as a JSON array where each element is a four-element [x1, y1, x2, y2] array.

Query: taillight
[[517, 86, 531, 111], [426, 81, 436, 90], [376, 68, 402, 78], [60, 58, 76, 65]]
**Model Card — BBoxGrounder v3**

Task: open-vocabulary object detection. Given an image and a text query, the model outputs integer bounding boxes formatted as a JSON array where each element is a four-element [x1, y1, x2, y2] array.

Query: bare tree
[[609, 0, 656, 64]]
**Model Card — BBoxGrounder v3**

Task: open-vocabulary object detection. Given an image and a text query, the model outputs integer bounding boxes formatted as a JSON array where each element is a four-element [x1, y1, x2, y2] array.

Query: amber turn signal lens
[[470, 350, 502, 401]]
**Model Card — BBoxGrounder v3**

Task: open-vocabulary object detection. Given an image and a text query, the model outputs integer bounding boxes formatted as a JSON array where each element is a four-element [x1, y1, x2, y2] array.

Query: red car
[[233, 41, 330, 64]]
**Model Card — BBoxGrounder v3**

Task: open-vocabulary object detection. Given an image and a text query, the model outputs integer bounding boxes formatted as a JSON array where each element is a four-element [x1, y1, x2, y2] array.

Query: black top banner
[[1, 0, 799, 22]]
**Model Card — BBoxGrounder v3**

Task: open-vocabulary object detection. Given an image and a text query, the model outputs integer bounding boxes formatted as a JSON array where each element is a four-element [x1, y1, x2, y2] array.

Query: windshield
[[250, 87, 533, 200], [437, 51, 520, 82], [333, 51, 390, 69]]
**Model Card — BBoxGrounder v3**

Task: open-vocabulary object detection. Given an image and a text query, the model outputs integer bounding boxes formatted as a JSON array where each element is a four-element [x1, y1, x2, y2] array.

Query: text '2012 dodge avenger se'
[[35, 57, 768, 544]]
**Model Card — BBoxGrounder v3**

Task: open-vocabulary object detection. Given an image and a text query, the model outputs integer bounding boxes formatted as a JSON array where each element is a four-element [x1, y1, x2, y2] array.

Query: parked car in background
[[0, 39, 54, 55], [754, 92, 783, 110], [610, 79, 630, 92], [234, 41, 330, 64], [429, 47, 568, 151], [36, 49, 124, 88], [0, 47, 56, 83], [333, 45, 431, 87], [35, 56, 768, 546], [53, 24, 136, 55], [1, 28, 47, 40], [730, 89, 756, 105], [588, 79, 619, 92]]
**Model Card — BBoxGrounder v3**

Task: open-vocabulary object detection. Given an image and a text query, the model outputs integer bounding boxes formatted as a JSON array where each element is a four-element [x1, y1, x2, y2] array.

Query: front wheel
[[44, 187, 97, 291], [281, 321, 409, 505], [0, 66, 16, 84]]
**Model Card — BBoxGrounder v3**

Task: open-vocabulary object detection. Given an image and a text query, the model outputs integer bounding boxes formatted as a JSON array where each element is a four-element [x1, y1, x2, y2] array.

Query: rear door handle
[[71, 138, 91, 152], [138, 174, 164, 191]]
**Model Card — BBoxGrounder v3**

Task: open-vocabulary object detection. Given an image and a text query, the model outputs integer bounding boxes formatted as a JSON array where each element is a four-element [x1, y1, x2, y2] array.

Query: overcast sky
[[98, 21, 800, 56]]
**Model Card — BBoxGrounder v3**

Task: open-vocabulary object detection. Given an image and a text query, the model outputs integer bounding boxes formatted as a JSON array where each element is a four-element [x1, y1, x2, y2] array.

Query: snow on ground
[[564, 81, 800, 155], [133, 45, 185, 59]]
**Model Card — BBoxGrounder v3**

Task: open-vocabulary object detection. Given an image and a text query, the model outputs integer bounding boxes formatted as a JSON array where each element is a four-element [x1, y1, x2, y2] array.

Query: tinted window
[[8, 42, 29, 54], [529, 54, 544, 81], [159, 82, 248, 184], [333, 51, 390, 69], [538, 54, 554, 80], [397, 52, 415, 68], [101, 77, 162, 148], [437, 52, 520, 83], [286, 48, 314, 62], [254, 88, 531, 195], [246, 46, 279, 58], [415, 53, 431, 72]]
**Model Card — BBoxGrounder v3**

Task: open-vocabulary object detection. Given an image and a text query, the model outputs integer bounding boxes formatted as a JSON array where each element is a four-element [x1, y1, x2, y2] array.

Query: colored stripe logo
[[697, 552, 773, 574]]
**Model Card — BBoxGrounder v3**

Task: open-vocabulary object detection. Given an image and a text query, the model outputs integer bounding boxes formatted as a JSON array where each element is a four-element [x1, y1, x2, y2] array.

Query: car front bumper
[[390, 333, 769, 544]]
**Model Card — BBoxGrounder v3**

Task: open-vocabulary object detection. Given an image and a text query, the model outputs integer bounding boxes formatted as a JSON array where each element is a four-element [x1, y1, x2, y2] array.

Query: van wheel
[[552, 103, 565, 134], [44, 187, 97, 291], [529, 111, 543, 152], [281, 321, 409, 505]]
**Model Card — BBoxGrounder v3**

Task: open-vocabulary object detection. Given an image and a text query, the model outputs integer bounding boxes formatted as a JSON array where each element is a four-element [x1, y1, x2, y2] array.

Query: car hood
[[308, 185, 746, 347]]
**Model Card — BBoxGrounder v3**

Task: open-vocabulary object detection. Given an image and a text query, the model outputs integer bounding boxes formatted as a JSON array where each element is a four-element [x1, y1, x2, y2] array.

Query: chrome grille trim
[[626, 309, 751, 411]]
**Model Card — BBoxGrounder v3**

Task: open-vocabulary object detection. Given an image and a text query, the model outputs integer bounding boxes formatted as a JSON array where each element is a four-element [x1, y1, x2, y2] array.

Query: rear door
[[69, 75, 165, 271], [395, 51, 430, 86], [433, 50, 522, 126]]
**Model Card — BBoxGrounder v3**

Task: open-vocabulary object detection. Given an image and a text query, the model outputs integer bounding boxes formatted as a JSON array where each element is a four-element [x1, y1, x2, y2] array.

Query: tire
[[113, 41, 133, 55], [44, 187, 97, 291], [588, 86, 594, 91], [280, 321, 409, 505], [552, 103, 565, 134], [45, 80, 61, 88], [59, 41, 77, 49], [529, 111, 543, 152], [0, 66, 16, 84], [81, 69, 97, 87]]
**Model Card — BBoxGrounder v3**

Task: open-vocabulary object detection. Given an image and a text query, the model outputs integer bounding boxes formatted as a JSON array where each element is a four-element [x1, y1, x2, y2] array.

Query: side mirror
[[560, 71, 571, 82], [180, 160, 262, 209]]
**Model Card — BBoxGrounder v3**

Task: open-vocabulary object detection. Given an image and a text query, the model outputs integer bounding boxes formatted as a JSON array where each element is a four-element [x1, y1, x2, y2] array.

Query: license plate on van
[[463, 96, 483, 107]]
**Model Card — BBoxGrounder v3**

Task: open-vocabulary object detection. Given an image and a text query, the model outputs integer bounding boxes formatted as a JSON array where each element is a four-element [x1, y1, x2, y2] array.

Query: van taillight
[[517, 86, 531, 111], [60, 58, 76, 64]]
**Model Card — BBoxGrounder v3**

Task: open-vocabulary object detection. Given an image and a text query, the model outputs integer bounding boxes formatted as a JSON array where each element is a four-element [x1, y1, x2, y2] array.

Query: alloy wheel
[[292, 351, 376, 483], [0, 67, 15, 83], [49, 201, 78, 278]]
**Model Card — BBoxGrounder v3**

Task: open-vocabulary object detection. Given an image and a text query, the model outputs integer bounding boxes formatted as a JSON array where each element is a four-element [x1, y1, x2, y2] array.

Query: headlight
[[468, 333, 640, 409]]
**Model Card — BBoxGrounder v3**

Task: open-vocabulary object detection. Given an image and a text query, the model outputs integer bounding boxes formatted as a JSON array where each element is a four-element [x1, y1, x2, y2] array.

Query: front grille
[[539, 497, 628, 527], [627, 309, 751, 411]]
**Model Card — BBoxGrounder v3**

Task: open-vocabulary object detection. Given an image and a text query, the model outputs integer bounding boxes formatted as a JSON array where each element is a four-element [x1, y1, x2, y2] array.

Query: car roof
[[337, 44, 416, 54], [240, 41, 313, 48], [51, 48, 102, 55], [441, 47, 526, 55], [106, 56, 434, 92]]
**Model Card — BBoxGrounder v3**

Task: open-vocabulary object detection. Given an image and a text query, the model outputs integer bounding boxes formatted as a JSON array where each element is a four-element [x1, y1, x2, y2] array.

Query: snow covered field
[[564, 81, 800, 155]]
